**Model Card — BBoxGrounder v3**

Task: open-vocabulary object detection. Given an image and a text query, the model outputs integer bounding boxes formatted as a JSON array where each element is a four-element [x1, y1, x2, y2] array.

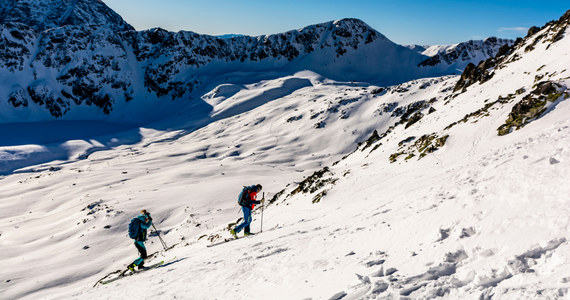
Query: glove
[[261, 198, 266, 204], [146, 213, 152, 221]]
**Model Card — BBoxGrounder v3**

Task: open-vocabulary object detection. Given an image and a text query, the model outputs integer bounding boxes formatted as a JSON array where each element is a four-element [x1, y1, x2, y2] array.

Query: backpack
[[128, 217, 142, 239], [238, 186, 253, 207]]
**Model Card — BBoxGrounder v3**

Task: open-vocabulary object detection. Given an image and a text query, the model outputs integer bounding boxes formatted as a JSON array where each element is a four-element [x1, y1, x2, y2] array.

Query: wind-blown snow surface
[[2, 13, 570, 300]]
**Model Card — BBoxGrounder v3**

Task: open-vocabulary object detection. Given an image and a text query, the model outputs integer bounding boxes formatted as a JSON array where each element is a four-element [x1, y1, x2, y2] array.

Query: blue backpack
[[128, 217, 142, 239], [238, 186, 254, 206]]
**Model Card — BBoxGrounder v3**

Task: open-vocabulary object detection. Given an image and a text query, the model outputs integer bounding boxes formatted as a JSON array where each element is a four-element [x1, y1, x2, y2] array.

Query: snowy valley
[[1, 1, 570, 300]]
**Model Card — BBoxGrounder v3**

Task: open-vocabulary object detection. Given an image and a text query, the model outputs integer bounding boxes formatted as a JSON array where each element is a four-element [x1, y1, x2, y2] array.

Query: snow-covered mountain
[[1, 3, 570, 300], [412, 37, 514, 74], [0, 1, 511, 123], [0, 0, 133, 32]]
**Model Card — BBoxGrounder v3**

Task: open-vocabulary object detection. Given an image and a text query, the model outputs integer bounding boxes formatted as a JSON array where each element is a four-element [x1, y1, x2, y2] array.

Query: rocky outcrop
[[453, 60, 495, 92], [454, 9, 570, 93], [0, 22, 36, 72], [389, 133, 449, 162], [497, 81, 569, 135]]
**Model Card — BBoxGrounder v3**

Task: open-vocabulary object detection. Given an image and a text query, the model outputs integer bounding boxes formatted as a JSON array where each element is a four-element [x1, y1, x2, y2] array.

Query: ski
[[94, 257, 176, 287], [98, 260, 164, 285]]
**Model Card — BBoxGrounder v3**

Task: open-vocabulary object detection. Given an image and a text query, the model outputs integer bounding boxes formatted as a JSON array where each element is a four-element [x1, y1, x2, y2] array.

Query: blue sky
[[104, 0, 569, 45]]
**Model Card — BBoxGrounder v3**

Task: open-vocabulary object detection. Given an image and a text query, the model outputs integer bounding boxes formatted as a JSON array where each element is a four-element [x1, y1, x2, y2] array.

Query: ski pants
[[133, 240, 147, 266], [234, 206, 252, 234]]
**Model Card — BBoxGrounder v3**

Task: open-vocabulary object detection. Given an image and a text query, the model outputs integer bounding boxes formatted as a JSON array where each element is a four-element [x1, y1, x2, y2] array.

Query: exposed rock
[[453, 61, 495, 92], [404, 112, 424, 128], [454, 10, 570, 93], [361, 130, 381, 151], [391, 133, 449, 163], [498, 81, 567, 135], [291, 167, 338, 196], [526, 26, 541, 38], [445, 93, 515, 130]]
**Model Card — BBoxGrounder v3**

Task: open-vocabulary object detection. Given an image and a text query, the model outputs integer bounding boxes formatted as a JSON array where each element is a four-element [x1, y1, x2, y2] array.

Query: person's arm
[[251, 191, 266, 205], [139, 215, 152, 229], [249, 191, 261, 205]]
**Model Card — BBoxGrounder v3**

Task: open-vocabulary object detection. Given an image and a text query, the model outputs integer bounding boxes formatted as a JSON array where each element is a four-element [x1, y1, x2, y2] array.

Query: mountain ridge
[[417, 37, 514, 71], [0, 1, 512, 123]]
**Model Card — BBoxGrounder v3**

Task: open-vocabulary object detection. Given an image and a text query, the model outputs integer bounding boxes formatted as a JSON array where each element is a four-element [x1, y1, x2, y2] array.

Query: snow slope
[[1, 7, 570, 300]]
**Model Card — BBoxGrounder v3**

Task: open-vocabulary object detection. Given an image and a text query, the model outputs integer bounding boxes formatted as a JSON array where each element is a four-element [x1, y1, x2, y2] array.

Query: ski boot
[[127, 263, 136, 272], [230, 229, 237, 238]]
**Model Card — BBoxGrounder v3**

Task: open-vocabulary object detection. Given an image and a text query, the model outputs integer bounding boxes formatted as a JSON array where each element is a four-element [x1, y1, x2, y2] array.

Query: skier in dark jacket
[[127, 210, 153, 271], [231, 184, 264, 238]]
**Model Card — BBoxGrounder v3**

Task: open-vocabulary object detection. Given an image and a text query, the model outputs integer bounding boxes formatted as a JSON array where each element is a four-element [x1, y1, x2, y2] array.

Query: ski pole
[[152, 223, 168, 251], [261, 192, 264, 233]]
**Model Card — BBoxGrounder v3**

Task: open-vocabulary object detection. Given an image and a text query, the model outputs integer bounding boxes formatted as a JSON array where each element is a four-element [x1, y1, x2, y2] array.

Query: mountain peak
[[0, 0, 133, 32], [332, 18, 369, 26]]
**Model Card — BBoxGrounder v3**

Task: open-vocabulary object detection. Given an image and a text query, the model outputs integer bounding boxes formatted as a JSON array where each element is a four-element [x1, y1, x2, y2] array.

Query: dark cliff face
[[0, 0, 133, 32], [0, 15, 398, 120], [1, 20, 133, 118], [120, 18, 385, 99], [124, 18, 381, 65]]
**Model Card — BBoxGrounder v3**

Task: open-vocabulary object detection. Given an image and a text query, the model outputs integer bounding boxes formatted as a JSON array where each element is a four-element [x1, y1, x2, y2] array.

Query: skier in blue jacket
[[127, 210, 153, 271], [231, 184, 264, 238]]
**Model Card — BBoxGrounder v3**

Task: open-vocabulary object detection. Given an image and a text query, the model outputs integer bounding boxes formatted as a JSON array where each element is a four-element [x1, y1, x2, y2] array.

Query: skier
[[127, 210, 153, 272], [231, 184, 264, 238]]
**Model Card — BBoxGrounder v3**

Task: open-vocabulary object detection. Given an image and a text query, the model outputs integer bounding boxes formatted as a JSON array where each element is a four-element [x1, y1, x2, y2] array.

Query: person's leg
[[234, 206, 252, 233], [241, 207, 253, 234], [128, 241, 147, 271], [134, 241, 147, 267]]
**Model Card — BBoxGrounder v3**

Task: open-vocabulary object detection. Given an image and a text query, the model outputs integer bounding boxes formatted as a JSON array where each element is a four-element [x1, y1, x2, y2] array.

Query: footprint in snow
[[384, 267, 398, 276], [371, 281, 389, 294], [435, 228, 450, 242], [444, 249, 468, 263], [370, 266, 384, 277], [328, 291, 347, 300], [550, 157, 560, 164], [256, 247, 288, 259], [365, 259, 385, 267], [460, 227, 476, 238]]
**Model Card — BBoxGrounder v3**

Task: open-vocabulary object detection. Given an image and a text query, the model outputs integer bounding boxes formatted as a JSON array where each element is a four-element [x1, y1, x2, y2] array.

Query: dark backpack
[[238, 186, 253, 207], [128, 217, 142, 239]]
